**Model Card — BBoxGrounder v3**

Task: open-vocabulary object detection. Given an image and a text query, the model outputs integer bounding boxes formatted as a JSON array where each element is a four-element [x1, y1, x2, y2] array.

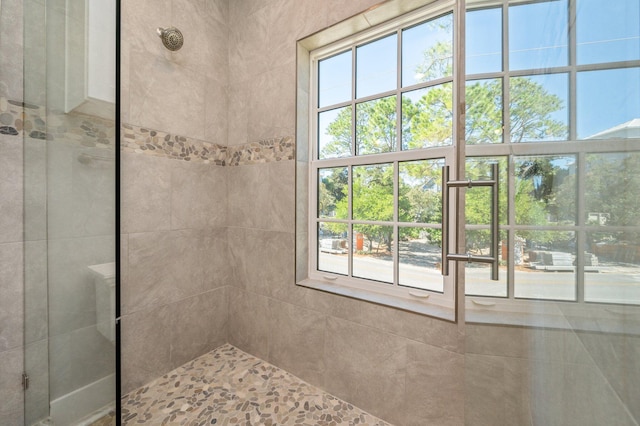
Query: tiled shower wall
[[2, 0, 637, 425], [225, 2, 466, 425], [0, 0, 26, 423], [223, 1, 639, 426], [119, 0, 231, 393]]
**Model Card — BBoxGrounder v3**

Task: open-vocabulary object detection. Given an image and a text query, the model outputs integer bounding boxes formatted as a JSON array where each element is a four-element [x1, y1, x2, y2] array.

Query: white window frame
[[464, 0, 640, 310], [303, 0, 460, 320]]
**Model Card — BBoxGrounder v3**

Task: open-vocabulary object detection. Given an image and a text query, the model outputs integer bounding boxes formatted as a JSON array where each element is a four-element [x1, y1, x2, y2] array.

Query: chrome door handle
[[441, 163, 499, 280]]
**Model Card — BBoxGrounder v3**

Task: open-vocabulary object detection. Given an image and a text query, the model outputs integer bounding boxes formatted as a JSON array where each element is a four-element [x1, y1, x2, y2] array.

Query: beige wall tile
[[465, 354, 530, 426], [23, 137, 47, 242], [121, 304, 173, 394], [575, 332, 640, 421], [404, 341, 464, 426], [171, 161, 227, 230], [169, 287, 229, 369], [228, 7, 270, 87], [247, 64, 296, 143], [228, 227, 294, 297], [202, 228, 232, 290], [268, 160, 295, 233], [0, 0, 24, 101], [0, 135, 24, 244], [226, 83, 249, 146], [228, 287, 269, 361], [0, 346, 24, 424], [227, 163, 270, 229], [205, 79, 229, 145], [0, 242, 24, 352], [323, 317, 407, 424], [267, 298, 326, 388], [125, 229, 206, 314], [24, 339, 49, 426], [121, 153, 172, 234], [128, 48, 206, 140], [24, 240, 47, 344]]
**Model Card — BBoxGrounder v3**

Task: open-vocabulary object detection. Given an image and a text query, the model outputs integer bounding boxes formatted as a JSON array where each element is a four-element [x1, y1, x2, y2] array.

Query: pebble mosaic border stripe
[[121, 123, 227, 165], [0, 97, 46, 138], [227, 136, 295, 166], [122, 344, 391, 426], [121, 124, 295, 166], [3, 97, 295, 166], [1, 97, 116, 149]]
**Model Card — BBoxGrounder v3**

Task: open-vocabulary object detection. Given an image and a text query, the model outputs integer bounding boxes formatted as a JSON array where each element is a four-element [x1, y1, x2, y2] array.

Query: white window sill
[[296, 278, 456, 322], [297, 279, 640, 334], [466, 297, 640, 335]]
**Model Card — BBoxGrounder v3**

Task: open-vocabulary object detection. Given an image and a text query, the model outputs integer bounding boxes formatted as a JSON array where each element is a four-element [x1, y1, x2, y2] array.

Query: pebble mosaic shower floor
[[121, 344, 391, 425]]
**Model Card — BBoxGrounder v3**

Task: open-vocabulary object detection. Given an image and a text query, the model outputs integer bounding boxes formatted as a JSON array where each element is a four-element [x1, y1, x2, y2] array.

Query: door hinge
[[22, 372, 29, 391]]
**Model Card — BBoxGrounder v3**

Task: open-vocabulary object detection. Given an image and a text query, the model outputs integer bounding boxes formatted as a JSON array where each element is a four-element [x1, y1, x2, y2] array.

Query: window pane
[[577, 0, 640, 65], [401, 83, 452, 149], [399, 159, 444, 224], [352, 163, 394, 221], [514, 155, 576, 226], [318, 106, 352, 159], [357, 96, 397, 155], [402, 13, 453, 86], [318, 167, 348, 219], [465, 229, 508, 297], [514, 230, 576, 301], [466, 78, 503, 144], [586, 231, 640, 305], [356, 34, 397, 98], [318, 222, 348, 275], [466, 8, 502, 75], [509, 74, 568, 142], [318, 50, 352, 108], [509, 0, 568, 70], [353, 224, 394, 283], [399, 227, 443, 292], [585, 153, 640, 227], [465, 157, 508, 225], [577, 68, 640, 140]]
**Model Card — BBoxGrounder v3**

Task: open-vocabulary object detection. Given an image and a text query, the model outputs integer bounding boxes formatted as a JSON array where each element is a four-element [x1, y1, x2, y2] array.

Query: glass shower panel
[[465, 1, 640, 425], [24, 0, 117, 424]]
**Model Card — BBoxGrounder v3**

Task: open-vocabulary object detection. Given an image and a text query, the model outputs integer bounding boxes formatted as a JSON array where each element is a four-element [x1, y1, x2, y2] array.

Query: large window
[[310, 8, 457, 309], [302, 0, 640, 318]]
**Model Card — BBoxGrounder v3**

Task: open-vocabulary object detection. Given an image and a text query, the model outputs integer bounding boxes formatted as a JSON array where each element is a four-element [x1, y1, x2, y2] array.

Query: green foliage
[[357, 97, 397, 154], [319, 33, 571, 254], [583, 153, 640, 227], [509, 77, 567, 142], [466, 80, 503, 144]]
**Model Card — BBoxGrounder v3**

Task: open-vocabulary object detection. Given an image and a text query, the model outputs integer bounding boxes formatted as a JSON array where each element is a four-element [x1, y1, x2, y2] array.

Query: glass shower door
[[23, 0, 118, 424], [463, 0, 640, 424]]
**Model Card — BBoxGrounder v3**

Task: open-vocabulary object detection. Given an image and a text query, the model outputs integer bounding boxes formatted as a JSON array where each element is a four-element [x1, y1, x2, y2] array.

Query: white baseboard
[[50, 374, 115, 426]]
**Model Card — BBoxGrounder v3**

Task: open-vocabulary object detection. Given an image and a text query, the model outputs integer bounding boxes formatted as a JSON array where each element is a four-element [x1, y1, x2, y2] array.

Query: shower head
[[157, 27, 184, 51]]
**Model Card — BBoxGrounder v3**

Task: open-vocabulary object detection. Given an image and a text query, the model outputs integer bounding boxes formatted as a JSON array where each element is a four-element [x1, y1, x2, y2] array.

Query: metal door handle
[[441, 163, 499, 280]]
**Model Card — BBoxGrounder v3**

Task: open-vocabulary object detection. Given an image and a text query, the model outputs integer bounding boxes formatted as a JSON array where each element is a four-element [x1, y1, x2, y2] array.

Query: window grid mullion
[[348, 164, 353, 278], [576, 151, 586, 303], [393, 161, 400, 287], [396, 28, 403, 154], [568, 0, 578, 142], [507, 156, 515, 299], [351, 46, 357, 157], [502, 2, 511, 145]]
